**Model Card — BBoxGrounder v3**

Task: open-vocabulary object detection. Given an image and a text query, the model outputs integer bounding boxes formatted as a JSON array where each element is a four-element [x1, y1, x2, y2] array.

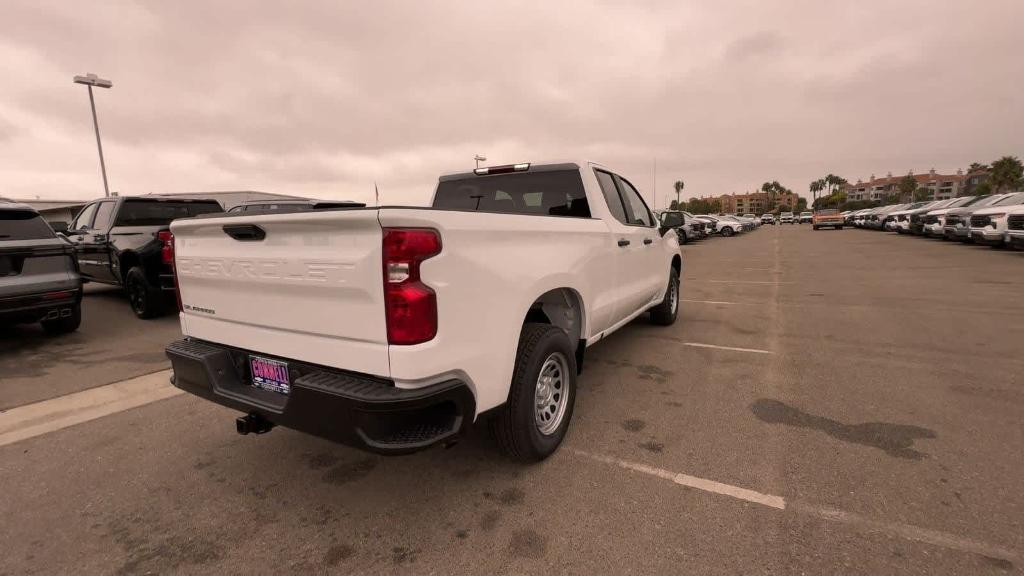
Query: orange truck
[[812, 209, 844, 230]]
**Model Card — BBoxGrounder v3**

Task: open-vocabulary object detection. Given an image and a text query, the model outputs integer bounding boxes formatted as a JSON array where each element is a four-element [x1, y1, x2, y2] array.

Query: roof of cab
[[0, 198, 38, 213]]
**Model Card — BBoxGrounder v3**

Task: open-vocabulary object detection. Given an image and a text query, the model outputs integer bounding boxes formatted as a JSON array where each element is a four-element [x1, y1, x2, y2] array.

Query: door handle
[[643, 238, 653, 245], [617, 239, 631, 247]]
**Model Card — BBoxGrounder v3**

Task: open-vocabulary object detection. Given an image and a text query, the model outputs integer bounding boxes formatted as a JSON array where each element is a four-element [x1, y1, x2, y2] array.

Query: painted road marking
[[703, 279, 794, 285], [642, 335, 774, 355], [574, 449, 785, 509], [680, 298, 754, 306], [0, 370, 181, 447], [683, 341, 774, 354], [573, 449, 1020, 565]]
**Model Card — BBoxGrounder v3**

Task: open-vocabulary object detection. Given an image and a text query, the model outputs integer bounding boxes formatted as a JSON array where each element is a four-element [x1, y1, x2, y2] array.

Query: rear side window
[[594, 170, 628, 224], [615, 176, 654, 226], [433, 170, 591, 217], [114, 201, 223, 226], [0, 210, 55, 240]]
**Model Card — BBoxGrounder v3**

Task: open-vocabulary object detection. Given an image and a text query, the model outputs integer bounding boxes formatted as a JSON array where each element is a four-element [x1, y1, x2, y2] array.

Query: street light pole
[[73, 73, 113, 198]]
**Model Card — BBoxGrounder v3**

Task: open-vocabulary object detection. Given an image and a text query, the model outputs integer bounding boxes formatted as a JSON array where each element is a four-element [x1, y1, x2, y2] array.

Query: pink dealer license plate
[[249, 355, 290, 395]]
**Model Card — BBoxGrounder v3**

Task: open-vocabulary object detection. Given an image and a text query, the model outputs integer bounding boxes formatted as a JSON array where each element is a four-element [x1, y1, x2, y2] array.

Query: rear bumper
[[0, 287, 81, 323], [166, 338, 476, 455]]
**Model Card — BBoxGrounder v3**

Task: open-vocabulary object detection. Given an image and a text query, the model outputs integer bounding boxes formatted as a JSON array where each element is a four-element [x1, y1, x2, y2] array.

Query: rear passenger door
[[593, 169, 655, 327], [613, 175, 663, 311]]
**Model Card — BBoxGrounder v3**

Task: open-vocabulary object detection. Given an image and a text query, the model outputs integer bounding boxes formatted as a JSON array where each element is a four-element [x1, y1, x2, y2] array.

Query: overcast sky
[[2, 0, 1022, 208]]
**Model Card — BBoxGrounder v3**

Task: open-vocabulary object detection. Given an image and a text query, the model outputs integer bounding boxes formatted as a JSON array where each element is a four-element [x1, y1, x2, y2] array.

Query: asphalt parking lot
[[1, 225, 1022, 575]]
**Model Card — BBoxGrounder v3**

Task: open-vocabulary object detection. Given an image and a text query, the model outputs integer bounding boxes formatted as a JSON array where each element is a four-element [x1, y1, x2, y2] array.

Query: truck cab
[[63, 196, 223, 318]]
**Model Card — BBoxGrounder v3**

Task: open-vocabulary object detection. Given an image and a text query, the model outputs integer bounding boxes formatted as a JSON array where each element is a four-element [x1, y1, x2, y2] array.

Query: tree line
[[811, 155, 1023, 210]]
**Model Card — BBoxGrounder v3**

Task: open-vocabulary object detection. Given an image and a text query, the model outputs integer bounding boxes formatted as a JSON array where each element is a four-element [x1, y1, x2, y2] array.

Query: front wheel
[[721, 227, 734, 237], [491, 323, 577, 462]]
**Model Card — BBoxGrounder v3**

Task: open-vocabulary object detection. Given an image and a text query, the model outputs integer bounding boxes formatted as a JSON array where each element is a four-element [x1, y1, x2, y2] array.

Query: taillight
[[382, 228, 441, 345], [158, 230, 174, 265], [170, 233, 183, 312]]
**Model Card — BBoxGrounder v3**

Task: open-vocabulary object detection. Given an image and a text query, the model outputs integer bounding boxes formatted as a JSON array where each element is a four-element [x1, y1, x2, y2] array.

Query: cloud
[[0, 0, 1021, 207]]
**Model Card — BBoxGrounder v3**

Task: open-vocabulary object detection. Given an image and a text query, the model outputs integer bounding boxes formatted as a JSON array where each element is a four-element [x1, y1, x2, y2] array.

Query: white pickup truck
[[166, 161, 681, 461]]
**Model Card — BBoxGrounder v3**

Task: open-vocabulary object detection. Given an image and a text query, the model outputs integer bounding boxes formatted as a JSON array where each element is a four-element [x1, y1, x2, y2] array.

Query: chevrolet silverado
[[165, 161, 682, 461]]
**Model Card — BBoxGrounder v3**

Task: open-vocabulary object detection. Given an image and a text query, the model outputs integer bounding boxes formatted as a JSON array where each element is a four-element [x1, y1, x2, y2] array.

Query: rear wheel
[[126, 267, 165, 319], [41, 303, 81, 335], [491, 323, 577, 462], [650, 272, 679, 326]]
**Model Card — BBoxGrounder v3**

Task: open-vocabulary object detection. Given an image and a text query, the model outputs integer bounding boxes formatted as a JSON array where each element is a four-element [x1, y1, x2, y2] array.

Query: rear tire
[[41, 303, 81, 335], [650, 272, 680, 326], [126, 266, 165, 319], [491, 323, 577, 462]]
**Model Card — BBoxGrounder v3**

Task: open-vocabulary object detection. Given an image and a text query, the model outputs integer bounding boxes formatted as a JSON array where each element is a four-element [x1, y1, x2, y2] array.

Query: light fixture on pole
[[73, 73, 113, 198], [474, 155, 487, 169]]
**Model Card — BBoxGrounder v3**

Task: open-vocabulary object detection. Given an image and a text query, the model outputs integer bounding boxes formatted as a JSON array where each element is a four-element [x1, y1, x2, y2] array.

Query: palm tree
[[809, 180, 823, 203], [673, 181, 685, 208], [989, 156, 1024, 192]]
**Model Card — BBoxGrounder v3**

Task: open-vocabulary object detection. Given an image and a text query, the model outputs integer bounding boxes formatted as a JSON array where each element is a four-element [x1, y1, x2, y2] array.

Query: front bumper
[[166, 339, 476, 455], [1008, 231, 1024, 248], [969, 228, 1004, 246]]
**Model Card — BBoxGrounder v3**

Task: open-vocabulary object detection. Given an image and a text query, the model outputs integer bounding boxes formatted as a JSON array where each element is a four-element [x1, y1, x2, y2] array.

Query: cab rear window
[[432, 170, 591, 217], [114, 200, 223, 226], [0, 210, 55, 240]]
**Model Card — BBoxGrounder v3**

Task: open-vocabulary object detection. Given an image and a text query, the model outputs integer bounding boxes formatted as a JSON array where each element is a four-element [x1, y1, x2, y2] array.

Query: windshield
[[816, 209, 839, 215], [115, 200, 223, 226], [992, 192, 1024, 207], [0, 209, 55, 240]]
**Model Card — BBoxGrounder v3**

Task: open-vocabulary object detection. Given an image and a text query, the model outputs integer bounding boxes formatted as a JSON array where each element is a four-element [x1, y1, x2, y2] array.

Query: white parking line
[[572, 449, 1020, 565], [0, 370, 180, 447], [681, 298, 754, 306], [702, 279, 794, 285], [573, 449, 785, 508], [681, 341, 774, 354]]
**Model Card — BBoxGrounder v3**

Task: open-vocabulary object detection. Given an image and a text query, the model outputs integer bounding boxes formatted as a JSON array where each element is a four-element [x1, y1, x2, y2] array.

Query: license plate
[[249, 355, 290, 395]]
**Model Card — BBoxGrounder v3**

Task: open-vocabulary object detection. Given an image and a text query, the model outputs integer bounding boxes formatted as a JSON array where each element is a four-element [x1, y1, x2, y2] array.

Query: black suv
[[62, 196, 223, 318], [0, 200, 83, 334]]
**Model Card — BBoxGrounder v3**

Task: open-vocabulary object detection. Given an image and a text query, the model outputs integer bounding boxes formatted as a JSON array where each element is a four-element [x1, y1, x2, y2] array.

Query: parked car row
[[844, 192, 1024, 248], [657, 211, 761, 241]]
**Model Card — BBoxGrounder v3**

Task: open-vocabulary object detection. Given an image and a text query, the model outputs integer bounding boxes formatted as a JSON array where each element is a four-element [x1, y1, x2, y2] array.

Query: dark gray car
[[0, 200, 83, 334]]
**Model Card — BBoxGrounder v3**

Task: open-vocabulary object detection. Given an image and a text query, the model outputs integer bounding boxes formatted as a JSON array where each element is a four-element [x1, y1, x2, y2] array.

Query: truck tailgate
[[170, 210, 390, 378]]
